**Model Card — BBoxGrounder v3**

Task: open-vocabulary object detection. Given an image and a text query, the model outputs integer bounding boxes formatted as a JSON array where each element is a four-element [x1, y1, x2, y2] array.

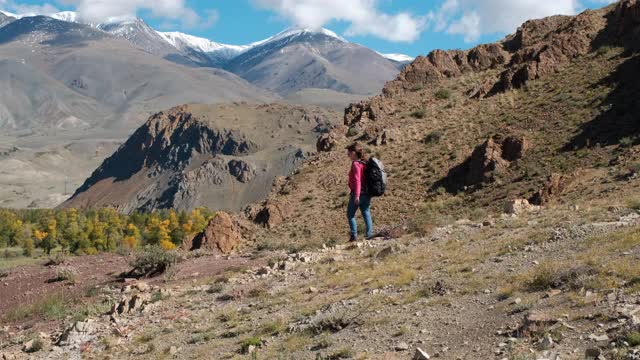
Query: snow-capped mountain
[[0, 8, 411, 95], [227, 27, 399, 95], [157, 31, 249, 66], [0, 11, 15, 28]]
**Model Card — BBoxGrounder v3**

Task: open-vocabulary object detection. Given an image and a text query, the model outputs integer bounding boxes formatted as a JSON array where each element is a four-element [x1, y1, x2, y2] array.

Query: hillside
[[61, 103, 340, 213], [2, 1, 640, 360]]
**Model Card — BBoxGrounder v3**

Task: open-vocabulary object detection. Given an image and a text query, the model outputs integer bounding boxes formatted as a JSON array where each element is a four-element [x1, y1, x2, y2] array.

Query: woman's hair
[[346, 142, 366, 160]]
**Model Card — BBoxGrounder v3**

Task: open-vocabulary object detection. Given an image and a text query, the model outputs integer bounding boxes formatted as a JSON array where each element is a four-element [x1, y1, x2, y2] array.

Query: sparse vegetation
[[422, 130, 443, 144], [52, 265, 79, 283], [240, 336, 262, 353], [129, 246, 179, 277], [435, 88, 452, 100], [410, 109, 426, 119]]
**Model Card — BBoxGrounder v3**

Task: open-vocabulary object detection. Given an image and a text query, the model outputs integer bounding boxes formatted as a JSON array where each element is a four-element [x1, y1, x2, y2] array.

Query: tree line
[[0, 208, 217, 257]]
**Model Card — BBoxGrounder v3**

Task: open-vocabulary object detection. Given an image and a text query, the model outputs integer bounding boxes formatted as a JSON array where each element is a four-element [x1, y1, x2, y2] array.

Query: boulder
[[504, 199, 541, 215], [529, 173, 573, 205], [316, 132, 338, 152], [435, 134, 529, 193], [253, 201, 292, 229], [185, 212, 242, 254]]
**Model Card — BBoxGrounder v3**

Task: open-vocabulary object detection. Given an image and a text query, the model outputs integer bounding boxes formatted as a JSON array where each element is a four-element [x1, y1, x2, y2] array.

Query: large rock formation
[[343, 0, 640, 127], [435, 135, 530, 193], [61, 103, 338, 213], [184, 212, 242, 254]]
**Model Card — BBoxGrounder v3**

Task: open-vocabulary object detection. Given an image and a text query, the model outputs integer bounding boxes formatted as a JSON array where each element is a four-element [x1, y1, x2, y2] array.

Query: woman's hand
[[354, 197, 360, 206]]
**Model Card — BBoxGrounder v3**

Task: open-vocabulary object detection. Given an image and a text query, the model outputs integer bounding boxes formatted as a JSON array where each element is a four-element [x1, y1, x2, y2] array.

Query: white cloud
[[0, 0, 218, 28], [437, 0, 582, 42], [0, 0, 60, 16], [254, 0, 427, 42]]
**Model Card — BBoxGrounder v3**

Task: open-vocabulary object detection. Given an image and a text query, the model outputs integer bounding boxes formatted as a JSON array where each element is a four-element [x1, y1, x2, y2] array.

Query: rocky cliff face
[[62, 103, 339, 213], [345, 0, 640, 128]]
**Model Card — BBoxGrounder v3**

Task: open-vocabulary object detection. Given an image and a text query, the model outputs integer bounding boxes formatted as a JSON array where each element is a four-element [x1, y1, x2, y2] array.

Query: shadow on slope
[[563, 53, 640, 150]]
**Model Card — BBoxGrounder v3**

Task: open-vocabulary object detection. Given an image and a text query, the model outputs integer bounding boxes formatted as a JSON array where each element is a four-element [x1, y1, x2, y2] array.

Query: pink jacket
[[349, 161, 365, 198]]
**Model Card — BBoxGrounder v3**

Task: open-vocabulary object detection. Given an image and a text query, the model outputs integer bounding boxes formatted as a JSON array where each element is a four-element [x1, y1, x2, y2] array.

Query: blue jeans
[[347, 193, 373, 239]]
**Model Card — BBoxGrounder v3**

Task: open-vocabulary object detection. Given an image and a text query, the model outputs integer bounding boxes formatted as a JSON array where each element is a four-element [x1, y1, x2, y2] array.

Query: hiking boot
[[349, 235, 357, 242]]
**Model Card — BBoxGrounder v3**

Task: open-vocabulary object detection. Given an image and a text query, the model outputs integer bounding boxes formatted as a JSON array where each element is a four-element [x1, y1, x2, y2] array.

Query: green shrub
[[595, 45, 613, 56], [24, 338, 43, 353], [53, 266, 79, 283], [423, 131, 443, 144], [130, 246, 178, 277], [240, 337, 262, 354], [410, 84, 424, 92], [410, 109, 426, 119], [435, 88, 451, 100], [327, 348, 355, 360], [620, 136, 635, 148], [627, 331, 640, 346]]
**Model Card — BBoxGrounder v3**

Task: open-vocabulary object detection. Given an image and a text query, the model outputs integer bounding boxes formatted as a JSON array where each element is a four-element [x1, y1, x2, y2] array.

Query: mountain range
[[0, 9, 411, 132], [0, 9, 412, 209]]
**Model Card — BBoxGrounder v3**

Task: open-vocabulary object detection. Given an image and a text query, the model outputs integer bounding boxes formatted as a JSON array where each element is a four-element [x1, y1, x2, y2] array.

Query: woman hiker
[[346, 143, 373, 242]]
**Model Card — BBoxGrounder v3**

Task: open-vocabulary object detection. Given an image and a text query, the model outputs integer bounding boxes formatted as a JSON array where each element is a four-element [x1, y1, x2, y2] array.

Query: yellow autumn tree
[[123, 223, 141, 249]]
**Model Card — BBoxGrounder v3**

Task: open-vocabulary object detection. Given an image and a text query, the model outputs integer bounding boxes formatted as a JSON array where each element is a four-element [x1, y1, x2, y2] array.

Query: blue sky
[[2, 0, 616, 57]]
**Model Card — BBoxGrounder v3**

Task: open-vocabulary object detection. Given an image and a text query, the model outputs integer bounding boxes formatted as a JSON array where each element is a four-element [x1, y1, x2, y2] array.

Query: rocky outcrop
[[435, 135, 529, 193], [494, 12, 603, 93], [344, 96, 395, 127], [185, 212, 242, 254], [316, 132, 338, 152], [61, 103, 339, 213], [228, 160, 256, 183], [253, 201, 292, 229], [504, 199, 542, 215], [529, 173, 574, 205], [382, 44, 511, 97]]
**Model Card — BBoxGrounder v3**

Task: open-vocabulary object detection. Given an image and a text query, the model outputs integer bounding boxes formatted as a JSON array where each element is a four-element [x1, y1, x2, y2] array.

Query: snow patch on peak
[[50, 11, 78, 23], [380, 53, 414, 62], [0, 10, 19, 18], [257, 27, 348, 46], [157, 31, 248, 54]]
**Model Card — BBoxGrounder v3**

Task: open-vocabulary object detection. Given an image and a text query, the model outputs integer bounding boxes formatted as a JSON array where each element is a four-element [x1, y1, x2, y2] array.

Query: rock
[[539, 335, 554, 350], [308, 287, 319, 294], [382, 44, 509, 97], [518, 311, 557, 337], [545, 289, 562, 298], [436, 134, 529, 193], [185, 212, 242, 254], [57, 321, 97, 347], [414, 347, 431, 359], [316, 132, 338, 152], [2, 353, 16, 360], [257, 266, 271, 275], [22, 340, 36, 353], [228, 159, 257, 183], [169, 346, 178, 355], [395, 342, 410, 351], [135, 281, 150, 292], [344, 97, 395, 127], [588, 333, 609, 346], [253, 201, 292, 229], [529, 173, 573, 205], [504, 199, 541, 215]]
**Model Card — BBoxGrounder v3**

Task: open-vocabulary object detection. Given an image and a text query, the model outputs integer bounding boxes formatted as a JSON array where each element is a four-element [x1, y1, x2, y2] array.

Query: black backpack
[[359, 158, 387, 197]]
